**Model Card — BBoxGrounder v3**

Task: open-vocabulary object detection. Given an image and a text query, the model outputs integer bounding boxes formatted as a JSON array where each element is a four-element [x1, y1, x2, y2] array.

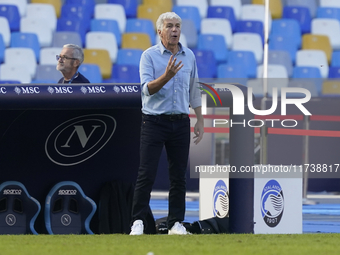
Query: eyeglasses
[[56, 55, 78, 61]]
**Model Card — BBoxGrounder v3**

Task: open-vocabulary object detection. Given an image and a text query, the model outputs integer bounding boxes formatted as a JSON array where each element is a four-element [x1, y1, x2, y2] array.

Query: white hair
[[156, 12, 182, 31], [63, 44, 84, 66]]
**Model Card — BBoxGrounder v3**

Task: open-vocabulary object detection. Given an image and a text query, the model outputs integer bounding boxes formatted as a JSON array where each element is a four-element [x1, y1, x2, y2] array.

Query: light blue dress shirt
[[140, 42, 201, 115]]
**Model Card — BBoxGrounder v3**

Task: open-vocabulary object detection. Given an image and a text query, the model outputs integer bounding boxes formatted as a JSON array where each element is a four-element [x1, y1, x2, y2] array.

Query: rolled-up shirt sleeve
[[140, 51, 154, 97], [189, 57, 201, 109]]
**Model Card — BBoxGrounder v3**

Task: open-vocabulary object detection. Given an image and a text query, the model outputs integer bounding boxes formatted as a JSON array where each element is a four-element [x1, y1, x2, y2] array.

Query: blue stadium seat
[[0, 4, 20, 31], [10, 32, 40, 61], [172, 6, 201, 33], [45, 181, 97, 235], [227, 50, 257, 78], [31, 79, 56, 84], [317, 7, 340, 21], [60, 4, 91, 32], [192, 49, 217, 78], [64, 0, 95, 18], [331, 51, 340, 66], [126, 18, 155, 45], [271, 19, 302, 49], [282, 6, 311, 34], [90, 19, 121, 47], [116, 48, 143, 66], [0, 181, 41, 235], [57, 17, 88, 47], [328, 67, 340, 78], [207, 6, 236, 32], [110, 64, 140, 83], [0, 80, 21, 84], [197, 34, 228, 64], [288, 79, 320, 97], [78, 63, 102, 83], [181, 19, 198, 48], [292, 66, 322, 78], [286, 0, 318, 18], [235, 20, 264, 45], [269, 34, 298, 64], [108, 0, 138, 18], [217, 63, 248, 79], [0, 34, 4, 63]]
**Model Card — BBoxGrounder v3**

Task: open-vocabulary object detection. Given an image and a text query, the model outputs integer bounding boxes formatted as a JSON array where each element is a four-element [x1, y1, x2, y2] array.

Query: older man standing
[[130, 12, 204, 235], [56, 44, 90, 84]]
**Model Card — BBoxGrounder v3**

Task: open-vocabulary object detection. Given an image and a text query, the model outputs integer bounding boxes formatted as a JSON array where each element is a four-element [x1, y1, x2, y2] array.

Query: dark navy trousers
[[131, 114, 190, 229]]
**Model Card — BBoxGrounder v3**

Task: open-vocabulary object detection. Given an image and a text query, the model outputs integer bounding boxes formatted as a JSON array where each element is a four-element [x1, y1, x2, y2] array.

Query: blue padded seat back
[[0, 181, 40, 235], [45, 181, 96, 235]]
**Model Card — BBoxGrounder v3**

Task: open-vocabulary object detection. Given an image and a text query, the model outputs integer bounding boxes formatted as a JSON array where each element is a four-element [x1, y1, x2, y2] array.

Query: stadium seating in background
[[31, 0, 62, 18], [311, 18, 340, 51], [292, 66, 322, 78], [227, 50, 257, 78], [301, 34, 332, 64], [241, 4, 272, 33], [0, 80, 21, 84], [144, 0, 173, 14], [0, 17, 10, 47], [235, 20, 264, 45], [26, 3, 57, 32], [116, 48, 143, 66], [107, 0, 138, 18], [35, 64, 61, 82], [268, 50, 293, 77], [78, 63, 103, 83], [201, 18, 233, 49], [328, 67, 340, 78], [207, 6, 236, 32], [126, 18, 156, 45], [52, 31, 82, 48], [90, 19, 121, 47], [211, 0, 242, 20], [252, 0, 283, 19], [60, 3, 92, 31], [282, 6, 312, 34], [85, 31, 118, 63], [172, 6, 201, 33], [0, 35, 3, 64], [4, 48, 37, 79], [94, 4, 126, 33], [286, 0, 318, 18], [176, 0, 208, 19], [0, 64, 31, 83], [193, 49, 217, 78], [64, 0, 95, 18], [181, 19, 198, 48], [0, 0, 27, 17], [322, 80, 340, 96], [109, 64, 140, 83], [20, 17, 53, 48], [232, 32, 263, 64], [83, 49, 112, 79], [137, 4, 162, 26], [269, 34, 298, 64], [121, 33, 152, 51], [197, 34, 228, 64], [0, 4, 20, 31], [40, 47, 62, 65], [296, 50, 329, 78], [331, 51, 340, 67], [320, 0, 340, 8], [57, 16, 88, 47], [217, 64, 248, 79], [270, 19, 302, 49], [257, 64, 289, 78], [10, 32, 40, 61], [316, 7, 340, 21]]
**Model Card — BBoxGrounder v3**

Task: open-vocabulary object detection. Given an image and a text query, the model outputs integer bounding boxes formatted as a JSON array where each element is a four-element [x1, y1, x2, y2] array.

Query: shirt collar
[[159, 41, 185, 55]]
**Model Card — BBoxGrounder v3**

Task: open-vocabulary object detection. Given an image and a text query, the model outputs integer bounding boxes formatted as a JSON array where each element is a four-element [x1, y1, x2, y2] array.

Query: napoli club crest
[[261, 179, 284, 227], [212, 180, 229, 218]]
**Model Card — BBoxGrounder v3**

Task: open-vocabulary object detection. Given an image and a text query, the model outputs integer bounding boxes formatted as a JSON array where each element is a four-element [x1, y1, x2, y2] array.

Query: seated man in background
[[56, 44, 90, 84]]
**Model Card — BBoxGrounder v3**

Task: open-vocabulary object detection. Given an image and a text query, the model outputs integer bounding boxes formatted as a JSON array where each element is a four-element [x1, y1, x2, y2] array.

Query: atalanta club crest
[[261, 179, 284, 227], [212, 180, 229, 218]]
